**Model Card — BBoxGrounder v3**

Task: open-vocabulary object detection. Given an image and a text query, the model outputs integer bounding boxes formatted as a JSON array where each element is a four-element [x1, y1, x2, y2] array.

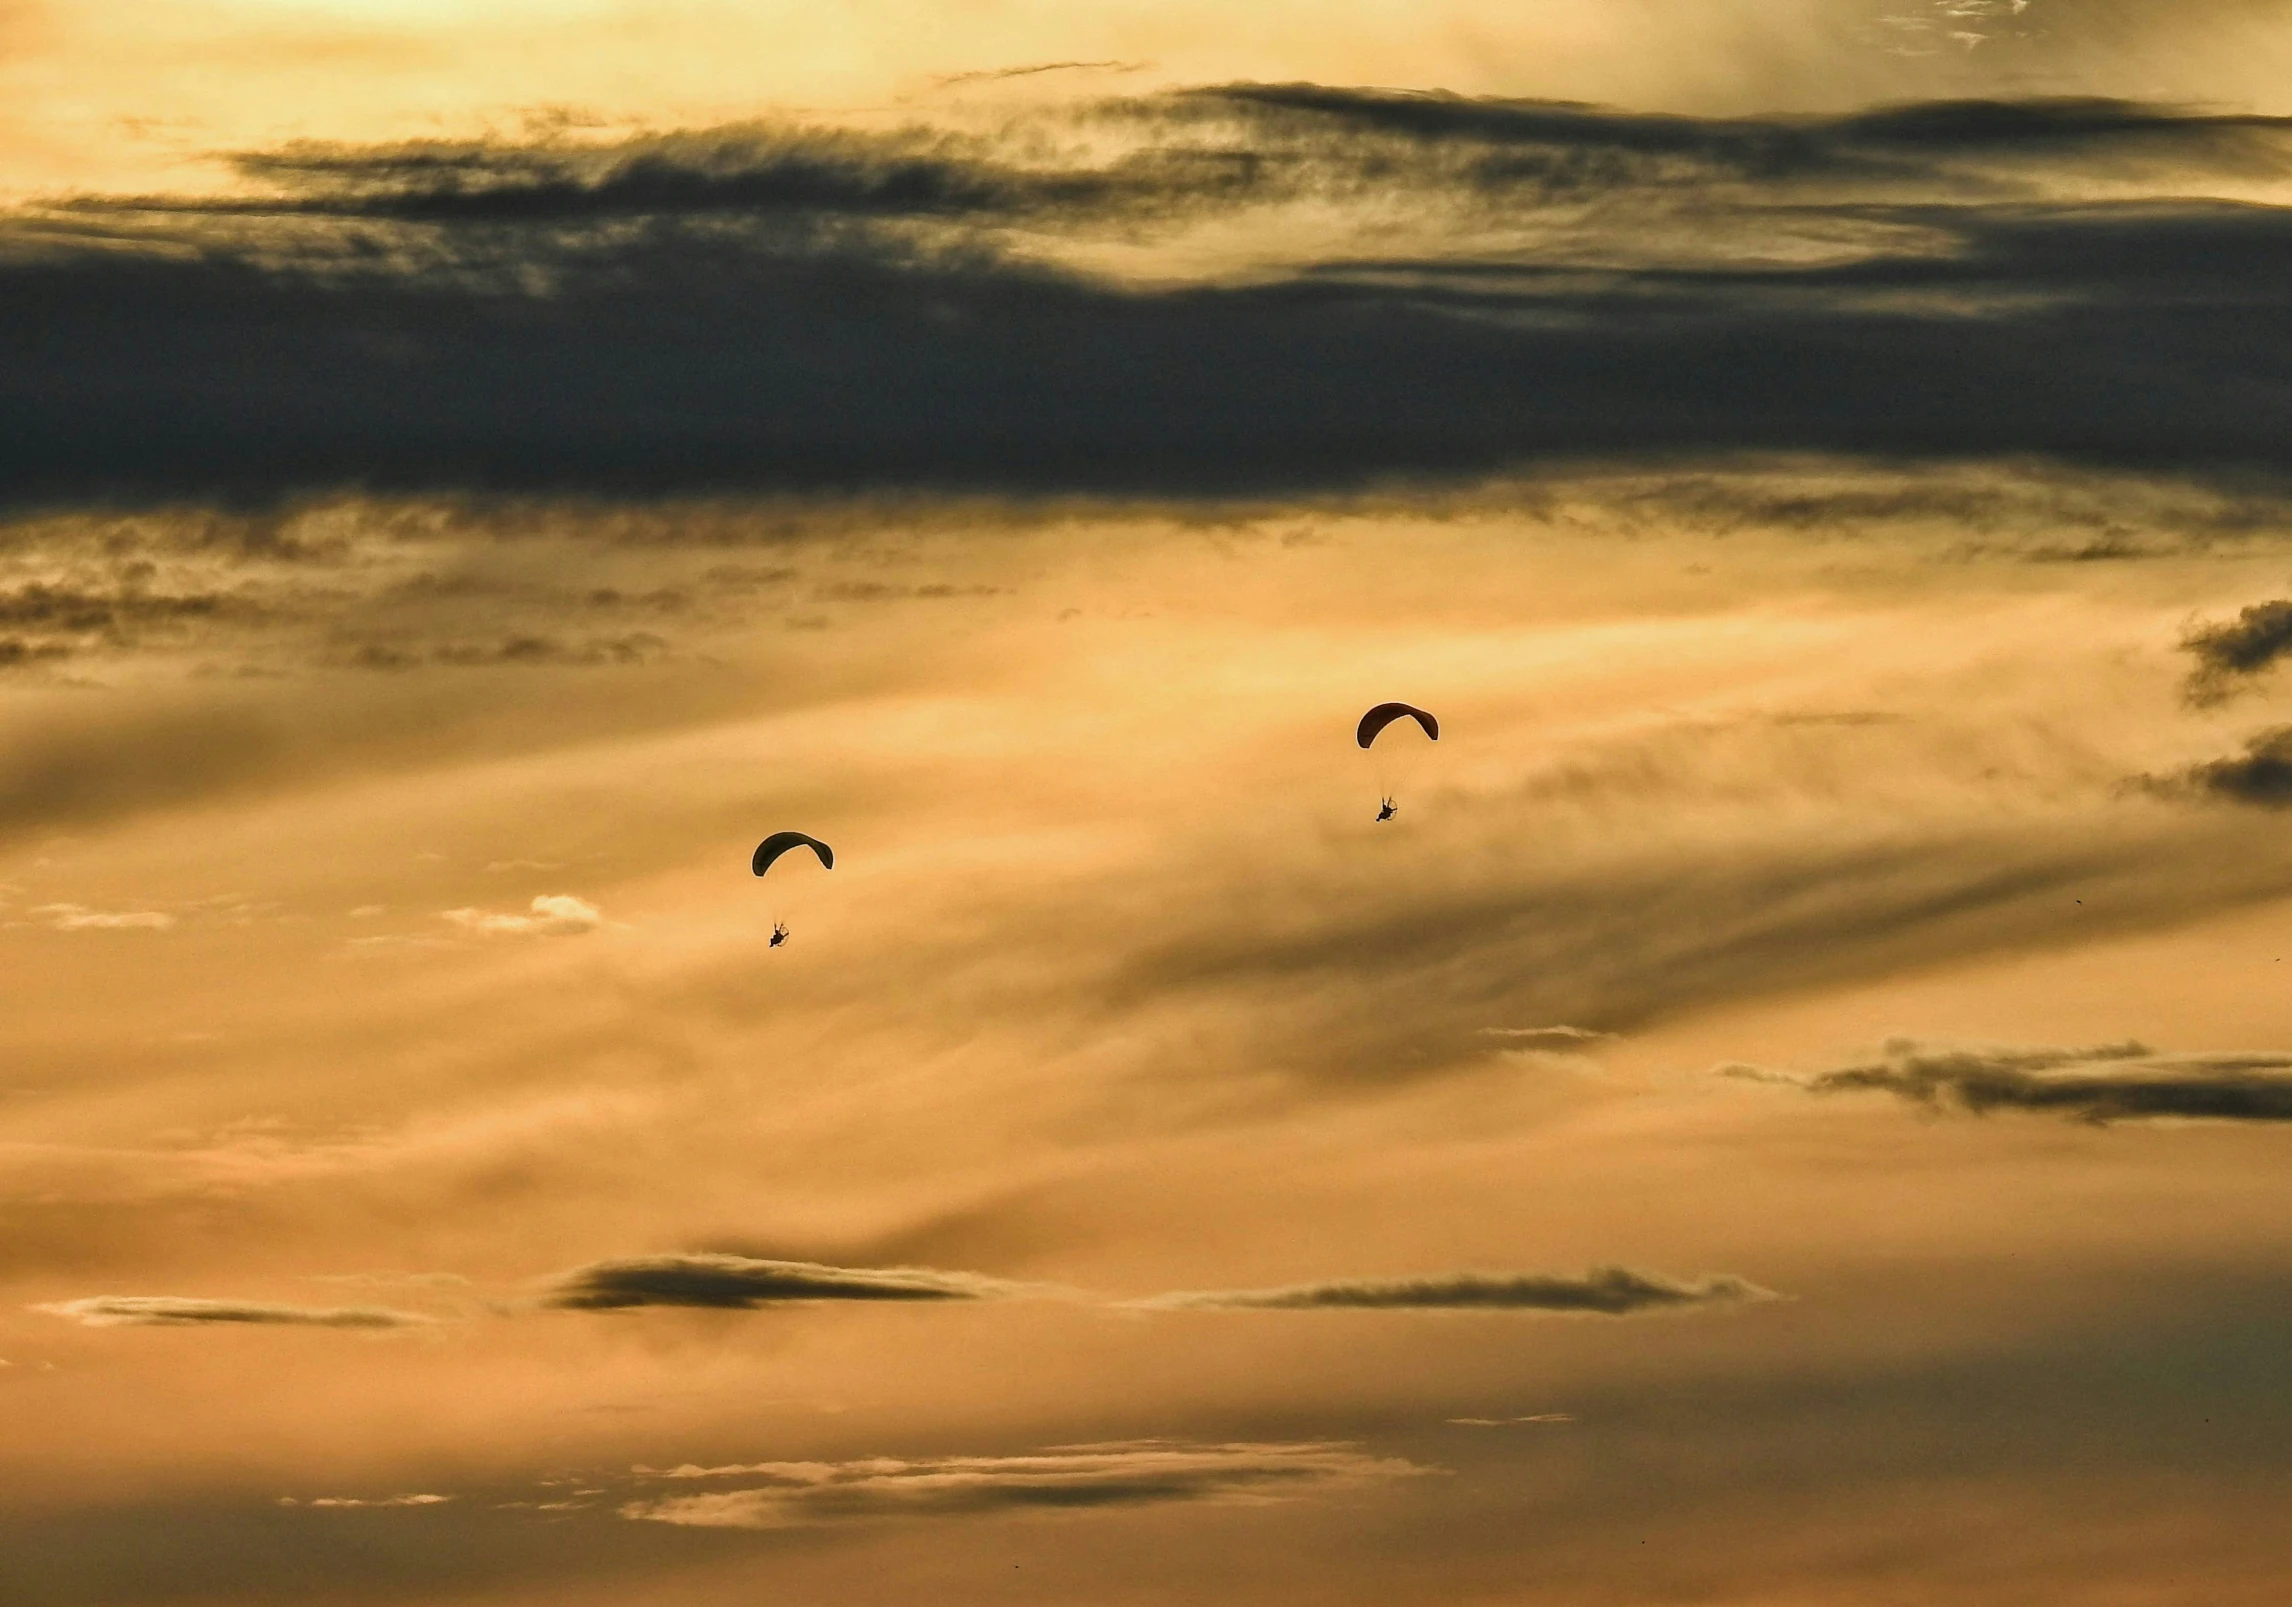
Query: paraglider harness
[[769, 922, 790, 947], [1375, 797, 1397, 822]]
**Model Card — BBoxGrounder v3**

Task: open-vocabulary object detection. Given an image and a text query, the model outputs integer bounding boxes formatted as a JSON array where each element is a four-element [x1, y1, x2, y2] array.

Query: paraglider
[[753, 832, 833, 945], [1356, 703, 1439, 749], [752, 832, 834, 877], [1357, 703, 1438, 821]]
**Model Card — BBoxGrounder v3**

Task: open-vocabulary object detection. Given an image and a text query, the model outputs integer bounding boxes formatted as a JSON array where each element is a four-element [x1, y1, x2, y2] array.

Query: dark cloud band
[[1135, 1265, 1775, 1313], [7, 90, 2292, 506], [1724, 1038, 2292, 1123], [542, 1253, 1019, 1309]]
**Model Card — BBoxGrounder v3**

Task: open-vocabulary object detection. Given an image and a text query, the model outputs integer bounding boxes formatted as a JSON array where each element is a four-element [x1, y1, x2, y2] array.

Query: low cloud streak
[[542, 1253, 1024, 1310], [1135, 1265, 1777, 1314], [1724, 1037, 2292, 1123], [33, 1296, 436, 1328], [621, 1439, 1428, 1528]]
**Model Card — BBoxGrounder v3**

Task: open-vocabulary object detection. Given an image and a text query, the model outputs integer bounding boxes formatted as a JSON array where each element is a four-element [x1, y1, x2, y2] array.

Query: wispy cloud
[[542, 1253, 1025, 1310], [1133, 1266, 1777, 1314], [28, 903, 175, 931], [441, 894, 604, 936], [32, 1296, 437, 1328], [621, 1439, 1428, 1528], [1481, 1025, 1615, 1050], [1722, 1037, 2292, 1124], [278, 1494, 452, 1509]]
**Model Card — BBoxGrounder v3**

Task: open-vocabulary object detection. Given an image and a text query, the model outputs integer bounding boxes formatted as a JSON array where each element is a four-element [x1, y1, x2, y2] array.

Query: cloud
[[1480, 1024, 1615, 1050], [2184, 601, 2292, 703], [542, 1253, 1023, 1310], [441, 894, 603, 936], [2155, 727, 2292, 806], [1134, 1265, 1777, 1314], [28, 903, 175, 930], [620, 1439, 1428, 1528], [32, 1296, 436, 1328], [9, 91, 2292, 505], [1722, 1037, 2292, 1123], [1447, 1413, 1574, 1426], [278, 1494, 451, 1509]]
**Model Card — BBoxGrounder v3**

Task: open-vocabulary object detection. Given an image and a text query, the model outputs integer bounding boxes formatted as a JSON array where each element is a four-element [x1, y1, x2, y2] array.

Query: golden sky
[[6, 5, 2292, 1605]]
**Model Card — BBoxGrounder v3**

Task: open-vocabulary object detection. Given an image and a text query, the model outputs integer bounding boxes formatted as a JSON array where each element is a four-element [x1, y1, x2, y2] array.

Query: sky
[[5, 3, 2292, 1604]]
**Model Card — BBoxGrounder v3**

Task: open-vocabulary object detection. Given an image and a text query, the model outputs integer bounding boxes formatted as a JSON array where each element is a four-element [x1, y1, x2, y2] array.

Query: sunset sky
[[6, 3, 2292, 1604]]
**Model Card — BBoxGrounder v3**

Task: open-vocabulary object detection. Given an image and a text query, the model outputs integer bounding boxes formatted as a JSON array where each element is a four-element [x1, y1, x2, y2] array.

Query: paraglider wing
[[1356, 702, 1440, 749], [752, 832, 835, 877]]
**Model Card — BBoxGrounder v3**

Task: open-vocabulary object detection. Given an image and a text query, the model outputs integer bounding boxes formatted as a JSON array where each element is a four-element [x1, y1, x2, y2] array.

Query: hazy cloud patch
[[279, 1493, 452, 1509], [542, 1253, 1023, 1310], [1134, 1266, 1776, 1314], [1723, 1037, 2292, 1123], [33, 1296, 436, 1328], [621, 1439, 1428, 1528], [1481, 1025, 1615, 1050], [26, 903, 176, 931], [441, 894, 603, 936]]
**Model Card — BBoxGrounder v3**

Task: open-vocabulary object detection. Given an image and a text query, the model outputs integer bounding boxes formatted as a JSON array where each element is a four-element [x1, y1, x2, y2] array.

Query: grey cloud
[[621, 1439, 1428, 1528], [2183, 601, 2292, 704], [121, 88, 2292, 244], [9, 91, 2292, 505], [2163, 726, 2292, 806], [542, 1253, 1022, 1310], [342, 633, 669, 671], [1723, 1036, 2292, 1123], [1135, 1265, 1776, 1313], [32, 1296, 435, 1328]]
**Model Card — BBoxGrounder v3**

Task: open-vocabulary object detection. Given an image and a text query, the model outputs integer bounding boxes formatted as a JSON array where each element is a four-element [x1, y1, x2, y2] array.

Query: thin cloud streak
[[32, 1296, 436, 1328], [621, 1439, 1430, 1528], [542, 1253, 1026, 1310], [1723, 1038, 2292, 1123], [1134, 1266, 1778, 1313]]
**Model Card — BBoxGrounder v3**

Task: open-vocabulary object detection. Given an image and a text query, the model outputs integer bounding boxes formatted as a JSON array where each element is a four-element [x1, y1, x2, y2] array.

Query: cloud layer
[[1724, 1038, 2292, 1123], [1136, 1265, 1776, 1313], [621, 1439, 1427, 1528], [9, 89, 2292, 504], [542, 1254, 1023, 1310], [32, 1296, 435, 1328]]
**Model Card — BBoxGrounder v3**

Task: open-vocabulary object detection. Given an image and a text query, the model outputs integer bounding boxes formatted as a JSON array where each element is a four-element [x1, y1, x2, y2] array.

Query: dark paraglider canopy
[[1356, 703, 1440, 749], [752, 832, 835, 877]]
